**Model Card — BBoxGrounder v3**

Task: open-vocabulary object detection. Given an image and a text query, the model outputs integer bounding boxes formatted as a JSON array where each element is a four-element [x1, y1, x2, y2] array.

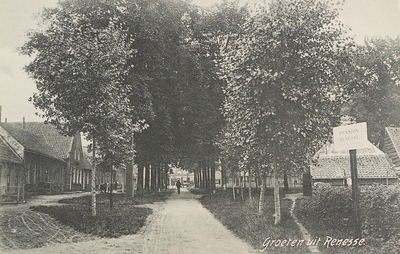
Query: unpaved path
[[3, 189, 258, 254], [285, 193, 319, 253]]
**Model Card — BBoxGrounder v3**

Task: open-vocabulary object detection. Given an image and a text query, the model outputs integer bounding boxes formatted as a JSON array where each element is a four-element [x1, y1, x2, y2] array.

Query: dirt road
[[3, 189, 258, 254]]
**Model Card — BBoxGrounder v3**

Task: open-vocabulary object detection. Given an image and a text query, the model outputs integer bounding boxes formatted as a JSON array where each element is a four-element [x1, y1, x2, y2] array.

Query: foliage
[[218, 0, 356, 223], [295, 184, 400, 253], [167, 1, 247, 168], [20, 0, 154, 167], [218, 0, 356, 176], [131, 0, 192, 166], [345, 37, 400, 148], [295, 184, 353, 229], [360, 184, 400, 242]]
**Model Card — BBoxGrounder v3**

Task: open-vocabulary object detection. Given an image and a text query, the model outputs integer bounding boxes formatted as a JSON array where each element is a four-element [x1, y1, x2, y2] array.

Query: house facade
[[0, 133, 24, 202], [311, 141, 398, 186], [0, 122, 92, 202]]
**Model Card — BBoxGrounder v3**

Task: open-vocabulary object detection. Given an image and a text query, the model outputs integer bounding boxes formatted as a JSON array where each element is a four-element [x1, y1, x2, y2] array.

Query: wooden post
[[350, 149, 362, 238]]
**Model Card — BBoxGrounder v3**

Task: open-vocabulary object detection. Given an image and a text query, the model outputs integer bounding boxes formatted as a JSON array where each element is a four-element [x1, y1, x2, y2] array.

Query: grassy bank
[[31, 191, 172, 238], [197, 188, 309, 254]]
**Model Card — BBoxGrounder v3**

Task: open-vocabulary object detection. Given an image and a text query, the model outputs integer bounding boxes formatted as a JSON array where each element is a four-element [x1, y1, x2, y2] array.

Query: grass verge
[[198, 188, 309, 254], [31, 191, 172, 238]]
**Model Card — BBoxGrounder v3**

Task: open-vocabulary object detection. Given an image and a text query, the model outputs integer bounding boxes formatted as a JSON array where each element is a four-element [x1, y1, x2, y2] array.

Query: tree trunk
[[248, 167, 252, 200], [283, 169, 289, 192], [202, 165, 206, 188], [137, 162, 144, 196], [211, 160, 216, 190], [91, 137, 96, 217], [144, 163, 150, 192], [205, 165, 209, 189], [258, 175, 265, 214], [125, 162, 134, 198], [164, 163, 169, 190], [194, 170, 198, 188], [151, 164, 156, 192], [240, 173, 244, 201], [243, 170, 246, 188], [221, 160, 227, 190], [232, 170, 236, 200], [158, 163, 162, 192], [273, 157, 281, 224], [109, 166, 113, 212]]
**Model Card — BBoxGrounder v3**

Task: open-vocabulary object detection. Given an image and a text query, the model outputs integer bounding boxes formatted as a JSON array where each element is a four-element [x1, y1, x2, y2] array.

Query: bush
[[360, 184, 400, 241], [295, 183, 400, 252], [296, 185, 353, 230]]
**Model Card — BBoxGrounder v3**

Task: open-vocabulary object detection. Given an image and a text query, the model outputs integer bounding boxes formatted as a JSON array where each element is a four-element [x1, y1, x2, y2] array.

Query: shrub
[[295, 183, 400, 251], [360, 184, 400, 241], [296, 184, 353, 230]]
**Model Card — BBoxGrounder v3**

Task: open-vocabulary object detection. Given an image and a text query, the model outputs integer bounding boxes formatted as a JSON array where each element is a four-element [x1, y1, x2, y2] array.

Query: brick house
[[0, 122, 92, 201], [310, 141, 398, 186], [382, 127, 400, 174], [0, 132, 24, 202]]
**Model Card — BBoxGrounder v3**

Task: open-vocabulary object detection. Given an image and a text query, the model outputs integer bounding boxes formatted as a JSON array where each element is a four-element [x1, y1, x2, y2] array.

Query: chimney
[[5, 118, 7, 123], [0, 105, 2, 123], [23, 117, 25, 129]]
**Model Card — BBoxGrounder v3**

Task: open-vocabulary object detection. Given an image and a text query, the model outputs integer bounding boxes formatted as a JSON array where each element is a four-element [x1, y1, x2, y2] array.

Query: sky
[[0, 0, 399, 123]]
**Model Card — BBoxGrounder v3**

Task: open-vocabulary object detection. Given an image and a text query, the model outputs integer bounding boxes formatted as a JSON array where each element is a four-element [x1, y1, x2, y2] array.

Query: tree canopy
[[345, 37, 400, 148], [219, 0, 355, 173], [20, 0, 155, 167]]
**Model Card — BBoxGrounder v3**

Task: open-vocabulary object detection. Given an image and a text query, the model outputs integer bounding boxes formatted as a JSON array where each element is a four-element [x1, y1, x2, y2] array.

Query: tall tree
[[20, 0, 153, 214], [219, 0, 355, 223], [176, 0, 248, 186], [346, 37, 400, 148]]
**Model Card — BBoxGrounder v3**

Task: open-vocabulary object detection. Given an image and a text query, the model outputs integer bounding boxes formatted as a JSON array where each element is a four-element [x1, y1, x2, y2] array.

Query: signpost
[[333, 122, 368, 238]]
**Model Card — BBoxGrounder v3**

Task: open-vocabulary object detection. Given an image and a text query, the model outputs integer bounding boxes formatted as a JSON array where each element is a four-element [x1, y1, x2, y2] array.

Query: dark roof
[[1, 122, 73, 161], [0, 136, 23, 164], [311, 142, 398, 179], [384, 127, 400, 168], [386, 127, 400, 152]]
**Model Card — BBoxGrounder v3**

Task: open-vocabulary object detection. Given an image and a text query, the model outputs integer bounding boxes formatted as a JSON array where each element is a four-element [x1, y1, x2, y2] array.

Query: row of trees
[[21, 0, 400, 220]]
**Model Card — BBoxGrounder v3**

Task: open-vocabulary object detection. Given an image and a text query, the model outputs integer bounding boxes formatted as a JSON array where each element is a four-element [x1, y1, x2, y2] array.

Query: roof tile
[[311, 142, 398, 179], [1, 122, 72, 161]]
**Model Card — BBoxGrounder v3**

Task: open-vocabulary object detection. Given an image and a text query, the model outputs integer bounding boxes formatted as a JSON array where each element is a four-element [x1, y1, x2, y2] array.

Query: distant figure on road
[[176, 180, 182, 194]]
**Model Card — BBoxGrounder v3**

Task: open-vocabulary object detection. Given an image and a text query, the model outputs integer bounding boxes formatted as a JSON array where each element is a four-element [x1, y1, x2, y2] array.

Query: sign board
[[333, 122, 368, 151]]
